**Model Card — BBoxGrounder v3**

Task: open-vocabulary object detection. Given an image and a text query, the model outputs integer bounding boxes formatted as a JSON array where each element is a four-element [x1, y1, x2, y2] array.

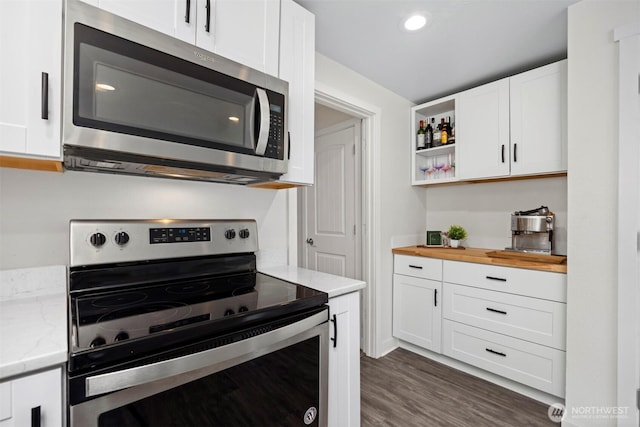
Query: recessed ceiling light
[[404, 14, 427, 31]]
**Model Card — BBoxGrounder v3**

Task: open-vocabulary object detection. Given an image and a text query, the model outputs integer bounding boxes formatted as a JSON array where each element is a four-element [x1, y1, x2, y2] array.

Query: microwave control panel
[[265, 102, 285, 160]]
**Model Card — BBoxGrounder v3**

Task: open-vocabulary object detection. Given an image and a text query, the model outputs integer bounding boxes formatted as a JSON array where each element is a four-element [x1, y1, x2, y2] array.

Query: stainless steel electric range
[[67, 219, 328, 426]]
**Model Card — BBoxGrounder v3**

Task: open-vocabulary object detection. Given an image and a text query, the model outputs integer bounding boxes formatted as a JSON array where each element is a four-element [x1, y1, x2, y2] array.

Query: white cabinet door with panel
[[509, 60, 567, 175], [327, 291, 360, 427], [91, 0, 280, 75], [443, 320, 566, 397], [457, 78, 510, 180], [0, 0, 62, 159], [393, 274, 442, 352], [278, 0, 315, 185], [443, 283, 567, 350], [95, 0, 185, 39], [0, 367, 62, 427], [393, 255, 443, 352], [199, 0, 280, 75]]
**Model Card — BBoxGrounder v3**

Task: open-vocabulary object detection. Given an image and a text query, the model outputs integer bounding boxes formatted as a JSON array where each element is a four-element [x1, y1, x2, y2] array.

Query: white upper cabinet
[[0, 0, 62, 159], [456, 60, 567, 180], [277, 0, 315, 185], [93, 0, 280, 76], [509, 60, 567, 176], [457, 78, 510, 180]]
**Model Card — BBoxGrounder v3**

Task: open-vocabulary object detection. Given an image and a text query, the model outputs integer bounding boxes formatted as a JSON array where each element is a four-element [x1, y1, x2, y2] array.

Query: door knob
[[306, 238, 314, 245]]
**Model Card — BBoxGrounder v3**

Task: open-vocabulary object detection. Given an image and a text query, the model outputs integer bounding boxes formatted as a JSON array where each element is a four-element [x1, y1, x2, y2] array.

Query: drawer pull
[[485, 276, 507, 282], [486, 307, 507, 315], [485, 348, 506, 357], [408, 265, 423, 269], [434, 289, 438, 307], [31, 406, 41, 427]]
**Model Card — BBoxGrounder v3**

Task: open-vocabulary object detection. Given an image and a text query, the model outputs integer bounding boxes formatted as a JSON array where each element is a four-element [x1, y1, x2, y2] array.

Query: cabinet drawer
[[443, 320, 565, 397], [394, 255, 442, 281], [443, 260, 566, 302], [443, 283, 566, 350]]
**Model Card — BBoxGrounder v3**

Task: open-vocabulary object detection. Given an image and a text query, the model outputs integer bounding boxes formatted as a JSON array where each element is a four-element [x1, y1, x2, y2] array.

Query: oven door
[[69, 309, 328, 427]]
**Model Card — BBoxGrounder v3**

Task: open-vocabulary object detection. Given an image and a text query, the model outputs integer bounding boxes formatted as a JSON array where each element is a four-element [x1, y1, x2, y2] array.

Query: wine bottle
[[448, 116, 455, 144], [416, 120, 426, 149], [425, 118, 433, 148], [440, 118, 448, 144], [432, 117, 441, 146]]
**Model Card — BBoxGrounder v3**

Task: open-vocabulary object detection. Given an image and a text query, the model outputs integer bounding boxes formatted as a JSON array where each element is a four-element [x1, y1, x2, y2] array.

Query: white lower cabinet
[[328, 291, 360, 427], [393, 254, 567, 397], [392, 274, 442, 352], [0, 367, 62, 427], [442, 320, 566, 397], [441, 260, 567, 398], [392, 255, 443, 353]]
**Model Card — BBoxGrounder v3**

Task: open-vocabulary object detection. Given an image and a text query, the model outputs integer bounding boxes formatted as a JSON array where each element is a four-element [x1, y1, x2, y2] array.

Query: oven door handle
[[84, 310, 327, 398]]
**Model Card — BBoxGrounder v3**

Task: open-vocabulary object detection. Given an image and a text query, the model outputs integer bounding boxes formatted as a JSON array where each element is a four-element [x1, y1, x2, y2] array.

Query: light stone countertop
[[0, 265, 67, 381], [259, 265, 366, 298]]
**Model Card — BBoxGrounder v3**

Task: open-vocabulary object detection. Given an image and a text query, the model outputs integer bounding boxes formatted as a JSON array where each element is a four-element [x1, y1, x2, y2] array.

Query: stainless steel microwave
[[62, 0, 288, 185]]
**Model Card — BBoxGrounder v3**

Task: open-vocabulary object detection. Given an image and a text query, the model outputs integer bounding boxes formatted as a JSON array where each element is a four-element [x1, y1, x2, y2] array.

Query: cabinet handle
[[485, 348, 506, 357], [41, 72, 48, 120], [330, 314, 337, 348], [288, 132, 291, 160], [513, 143, 517, 162], [486, 307, 507, 315], [485, 276, 507, 282], [205, 0, 211, 33], [501, 144, 505, 163], [434, 289, 438, 307], [185, 0, 191, 23], [408, 265, 423, 269], [31, 406, 41, 427]]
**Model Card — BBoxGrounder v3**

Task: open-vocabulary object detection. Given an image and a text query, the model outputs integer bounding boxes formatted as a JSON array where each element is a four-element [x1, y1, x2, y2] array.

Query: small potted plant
[[447, 225, 467, 248]]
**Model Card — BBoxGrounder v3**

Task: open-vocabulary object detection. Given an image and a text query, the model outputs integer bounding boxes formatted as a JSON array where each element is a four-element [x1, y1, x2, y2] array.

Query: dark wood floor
[[360, 348, 555, 426]]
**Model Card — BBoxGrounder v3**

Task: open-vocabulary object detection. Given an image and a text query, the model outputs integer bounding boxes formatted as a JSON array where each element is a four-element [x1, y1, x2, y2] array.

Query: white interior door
[[304, 119, 360, 279]]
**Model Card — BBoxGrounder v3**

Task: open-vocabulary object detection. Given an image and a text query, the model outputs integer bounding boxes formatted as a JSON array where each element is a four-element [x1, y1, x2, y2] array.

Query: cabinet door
[[392, 274, 442, 352], [457, 78, 510, 179], [278, 0, 315, 185], [510, 60, 567, 175], [198, 0, 280, 75], [0, 367, 62, 427], [97, 0, 187, 40], [0, 0, 62, 159], [328, 292, 360, 427]]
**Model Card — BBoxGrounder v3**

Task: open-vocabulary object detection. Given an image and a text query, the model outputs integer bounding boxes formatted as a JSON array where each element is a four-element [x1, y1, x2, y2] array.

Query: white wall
[[315, 103, 353, 130], [565, 1, 639, 426], [315, 53, 425, 356], [426, 177, 567, 254], [0, 167, 289, 270]]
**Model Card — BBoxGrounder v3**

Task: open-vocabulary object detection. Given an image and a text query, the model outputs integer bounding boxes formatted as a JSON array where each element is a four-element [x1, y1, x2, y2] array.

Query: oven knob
[[115, 232, 130, 246], [239, 229, 250, 239], [90, 336, 106, 348], [225, 229, 236, 240], [238, 306, 249, 312], [224, 309, 235, 316], [114, 332, 130, 342], [89, 233, 107, 247]]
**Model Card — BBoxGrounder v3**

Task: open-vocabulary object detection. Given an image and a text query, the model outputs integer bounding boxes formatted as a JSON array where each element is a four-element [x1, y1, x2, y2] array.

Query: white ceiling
[[295, 0, 579, 104]]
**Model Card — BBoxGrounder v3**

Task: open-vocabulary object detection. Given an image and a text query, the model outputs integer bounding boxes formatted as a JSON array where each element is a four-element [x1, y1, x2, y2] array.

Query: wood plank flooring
[[360, 348, 555, 426]]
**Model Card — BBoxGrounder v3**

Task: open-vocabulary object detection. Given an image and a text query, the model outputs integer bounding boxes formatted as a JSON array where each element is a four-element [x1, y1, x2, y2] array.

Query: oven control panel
[[149, 227, 211, 244], [70, 219, 259, 267]]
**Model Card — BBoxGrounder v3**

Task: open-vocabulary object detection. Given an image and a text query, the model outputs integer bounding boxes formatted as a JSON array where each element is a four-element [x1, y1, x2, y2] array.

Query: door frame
[[296, 83, 380, 357], [614, 23, 640, 421], [301, 117, 362, 279]]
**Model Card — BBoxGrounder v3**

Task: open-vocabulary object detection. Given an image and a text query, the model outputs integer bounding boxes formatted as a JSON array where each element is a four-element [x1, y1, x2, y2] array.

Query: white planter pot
[[450, 239, 460, 248]]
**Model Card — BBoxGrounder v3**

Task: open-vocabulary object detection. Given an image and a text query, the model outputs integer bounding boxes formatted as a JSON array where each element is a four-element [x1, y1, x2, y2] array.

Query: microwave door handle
[[254, 88, 270, 156]]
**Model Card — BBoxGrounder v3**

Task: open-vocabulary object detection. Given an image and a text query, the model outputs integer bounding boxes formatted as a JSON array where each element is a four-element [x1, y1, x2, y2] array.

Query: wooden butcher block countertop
[[392, 246, 567, 274]]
